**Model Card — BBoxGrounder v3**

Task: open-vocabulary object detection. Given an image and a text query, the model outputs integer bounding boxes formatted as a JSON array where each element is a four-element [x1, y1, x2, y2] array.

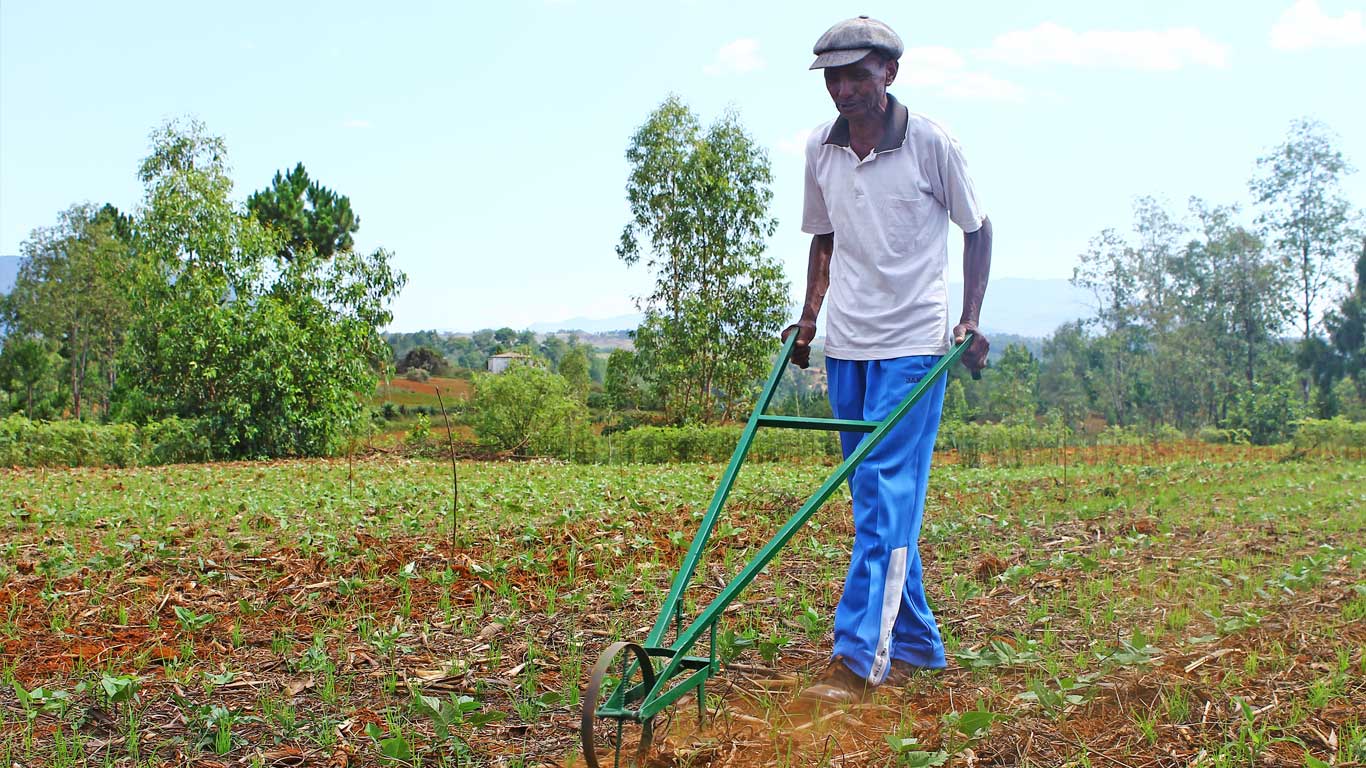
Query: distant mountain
[[0, 255, 20, 294], [951, 277, 1093, 338], [528, 313, 644, 334], [525, 278, 1092, 338]]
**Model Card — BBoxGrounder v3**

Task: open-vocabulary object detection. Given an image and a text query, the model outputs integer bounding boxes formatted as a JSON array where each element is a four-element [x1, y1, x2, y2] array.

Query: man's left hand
[[952, 321, 990, 374]]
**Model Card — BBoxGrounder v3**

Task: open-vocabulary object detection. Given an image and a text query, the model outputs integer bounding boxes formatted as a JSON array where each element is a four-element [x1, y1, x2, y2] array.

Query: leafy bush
[[1292, 417, 1366, 456], [937, 421, 1066, 468], [141, 416, 213, 464], [0, 415, 211, 467], [1224, 382, 1307, 445], [1197, 425, 1250, 445], [404, 368, 430, 382], [603, 424, 838, 464], [472, 365, 591, 457]]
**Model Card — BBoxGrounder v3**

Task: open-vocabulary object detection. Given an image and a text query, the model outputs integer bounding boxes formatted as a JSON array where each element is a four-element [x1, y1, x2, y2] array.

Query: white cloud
[[1271, 0, 1366, 50], [903, 46, 1028, 102], [342, 119, 371, 129], [704, 38, 765, 76], [985, 22, 1229, 70]]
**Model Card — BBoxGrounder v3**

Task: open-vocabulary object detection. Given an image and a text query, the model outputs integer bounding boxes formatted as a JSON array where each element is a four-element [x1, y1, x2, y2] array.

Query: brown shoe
[[884, 659, 935, 687], [797, 656, 872, 705]]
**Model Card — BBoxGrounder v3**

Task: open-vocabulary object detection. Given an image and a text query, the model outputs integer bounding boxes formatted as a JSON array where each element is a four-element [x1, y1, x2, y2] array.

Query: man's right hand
[[782, 320, 818, 369]]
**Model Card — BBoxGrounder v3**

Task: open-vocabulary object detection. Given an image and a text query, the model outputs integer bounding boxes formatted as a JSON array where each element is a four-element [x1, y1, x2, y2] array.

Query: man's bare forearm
[[960, 217, 992, 326], [800, 233, 834, 324]]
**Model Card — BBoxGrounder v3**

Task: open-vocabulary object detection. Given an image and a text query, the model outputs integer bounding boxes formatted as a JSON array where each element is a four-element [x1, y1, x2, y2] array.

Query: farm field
[[376, 377, 475, 410], [2, 448, 1363, 767]]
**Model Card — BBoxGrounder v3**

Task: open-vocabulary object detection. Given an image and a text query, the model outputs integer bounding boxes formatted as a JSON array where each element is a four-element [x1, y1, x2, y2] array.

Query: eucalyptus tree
[[1250, 119, 1355, 341], [618, 96, 788, 423], [7, 204, 132, 419]]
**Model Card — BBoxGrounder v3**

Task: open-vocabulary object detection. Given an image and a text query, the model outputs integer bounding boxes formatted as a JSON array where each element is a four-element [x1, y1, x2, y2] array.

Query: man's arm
[[952, 216, 992, 373], [782, 232, 834, 369]]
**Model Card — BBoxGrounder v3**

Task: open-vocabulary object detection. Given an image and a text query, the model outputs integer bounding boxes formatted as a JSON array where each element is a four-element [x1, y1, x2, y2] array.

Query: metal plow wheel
[[581, 642, 657, 768]]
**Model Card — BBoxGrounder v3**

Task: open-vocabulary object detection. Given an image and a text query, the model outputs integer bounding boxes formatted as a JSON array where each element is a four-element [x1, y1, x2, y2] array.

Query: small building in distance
[[487, 352, 533, 374]]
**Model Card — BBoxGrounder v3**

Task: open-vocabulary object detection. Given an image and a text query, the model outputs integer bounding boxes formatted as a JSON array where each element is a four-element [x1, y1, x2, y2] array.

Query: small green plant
[[952, 639, 1041, 669], [1017, 676, 1095, 719], [173, 605, 215, 632], [409, 689, 506, 753], [886, 735, 948, 767], [365, 721, 413, 761], [937, 708, 1005, 761], [11, 681, 75, 720], [100, 673, 138, 707], [716, 627, 757, 665]]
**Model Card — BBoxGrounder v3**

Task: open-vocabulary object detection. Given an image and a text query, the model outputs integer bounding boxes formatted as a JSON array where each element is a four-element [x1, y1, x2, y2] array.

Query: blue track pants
[[826, 355, 947, 683]]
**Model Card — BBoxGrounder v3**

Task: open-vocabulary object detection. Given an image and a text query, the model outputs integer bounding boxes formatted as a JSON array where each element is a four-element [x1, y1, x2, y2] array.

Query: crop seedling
[[886, 735, 948, 767]]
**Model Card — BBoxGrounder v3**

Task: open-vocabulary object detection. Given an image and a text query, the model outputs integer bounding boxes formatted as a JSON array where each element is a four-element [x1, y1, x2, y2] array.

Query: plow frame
[[581, 332, 974, 765]]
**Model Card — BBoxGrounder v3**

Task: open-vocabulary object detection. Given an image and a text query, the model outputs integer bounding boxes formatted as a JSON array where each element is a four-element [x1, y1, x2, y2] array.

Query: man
[[783, 15, 992, 705]]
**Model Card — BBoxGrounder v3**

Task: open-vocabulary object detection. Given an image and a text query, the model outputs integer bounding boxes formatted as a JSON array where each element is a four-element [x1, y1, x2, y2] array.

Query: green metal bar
[[638, 665, 714, 719], [756, 415, 880, 433], [637, 335, 973, 708], [644, 333, 799, 648]]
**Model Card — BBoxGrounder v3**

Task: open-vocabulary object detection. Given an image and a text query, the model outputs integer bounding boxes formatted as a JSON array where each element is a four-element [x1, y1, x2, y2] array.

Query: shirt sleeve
[[931, 130, 985, 234], [801, 130, 834, 235]]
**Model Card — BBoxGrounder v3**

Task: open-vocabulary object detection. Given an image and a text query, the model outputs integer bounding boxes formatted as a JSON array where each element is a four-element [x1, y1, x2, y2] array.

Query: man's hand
[[953, 321, 989, 376], [782, 320, 818, 369]]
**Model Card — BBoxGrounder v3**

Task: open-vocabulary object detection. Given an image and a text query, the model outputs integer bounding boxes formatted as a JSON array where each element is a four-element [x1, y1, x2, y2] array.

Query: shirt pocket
[[882, 192, 932, 254]]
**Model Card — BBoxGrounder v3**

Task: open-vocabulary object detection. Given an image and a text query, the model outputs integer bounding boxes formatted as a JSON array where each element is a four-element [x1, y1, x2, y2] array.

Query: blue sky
[[2, 0, 1364, 332]]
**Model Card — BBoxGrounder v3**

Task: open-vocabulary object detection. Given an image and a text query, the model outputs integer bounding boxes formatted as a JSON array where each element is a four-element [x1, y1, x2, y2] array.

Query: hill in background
[[526, 278, 1093, 340]]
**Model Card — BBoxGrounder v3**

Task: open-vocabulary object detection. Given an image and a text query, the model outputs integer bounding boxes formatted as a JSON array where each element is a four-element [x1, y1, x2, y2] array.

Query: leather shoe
[[797, 656, 872, 705], [885, 659, 935, 687]]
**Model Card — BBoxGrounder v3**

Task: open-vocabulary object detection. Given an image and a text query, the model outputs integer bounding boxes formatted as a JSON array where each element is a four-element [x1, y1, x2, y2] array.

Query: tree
[[979, 344, 1039, 423], [0, 335, 62, 418], [1183, 201, 1290, 409], [492, 327, 518, 351], [604, 349, 640, 411], [246, 163, 359, 259], [1310, 237, 1366, 410], [941, 378, 973, 423], [1250, 119, 1355, 341], [1131, 196, 1184, 332], [618, 96, 789, 423], [1072, 229, 1147, 424], [557, 347, 591, 402], [398, 346, 450, 376], [6, 203, 133, 419], [472, 364, 588, 456], [539, 335, 569, 368], [1038, 321, 1091, 428], [118, 118, 404, 458]]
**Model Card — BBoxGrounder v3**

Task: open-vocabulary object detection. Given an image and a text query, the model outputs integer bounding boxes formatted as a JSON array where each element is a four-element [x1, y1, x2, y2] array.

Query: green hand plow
[[580, 332, 975, 767]]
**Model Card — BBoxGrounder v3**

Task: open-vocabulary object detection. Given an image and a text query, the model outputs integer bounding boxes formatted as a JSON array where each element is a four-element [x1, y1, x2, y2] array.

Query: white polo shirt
[[802, 93, 985, 360]]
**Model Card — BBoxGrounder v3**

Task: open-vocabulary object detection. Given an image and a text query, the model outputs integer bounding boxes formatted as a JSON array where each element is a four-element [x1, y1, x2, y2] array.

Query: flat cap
[[810, 15, 903, 70]]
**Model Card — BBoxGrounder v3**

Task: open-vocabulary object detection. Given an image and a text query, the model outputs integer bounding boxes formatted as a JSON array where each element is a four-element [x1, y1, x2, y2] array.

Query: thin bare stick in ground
[[435, 388, 460, 553]]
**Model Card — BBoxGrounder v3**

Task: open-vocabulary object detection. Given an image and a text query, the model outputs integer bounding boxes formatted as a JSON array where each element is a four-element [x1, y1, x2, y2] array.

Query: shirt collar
[[822, 92, 908, 153]]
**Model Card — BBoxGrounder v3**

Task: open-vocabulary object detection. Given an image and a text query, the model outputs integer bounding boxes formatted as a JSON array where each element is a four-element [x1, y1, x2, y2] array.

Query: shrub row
[[600, 424, 841, 464], [0, 415, 212, 468], [1291, 417, 1366, 456]]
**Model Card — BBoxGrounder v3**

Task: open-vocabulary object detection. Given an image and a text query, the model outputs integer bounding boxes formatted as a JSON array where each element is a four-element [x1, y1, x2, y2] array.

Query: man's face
[[823, 53, 897, 119]]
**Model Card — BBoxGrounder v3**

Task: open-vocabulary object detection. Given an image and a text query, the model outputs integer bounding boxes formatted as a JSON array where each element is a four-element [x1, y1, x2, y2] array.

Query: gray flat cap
[[810, 15, 903, 70]]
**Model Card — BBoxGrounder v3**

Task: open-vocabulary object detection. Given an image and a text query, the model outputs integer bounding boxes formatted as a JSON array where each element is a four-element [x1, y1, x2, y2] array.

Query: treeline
[[0, 119, 404, 458], [948, 119, 1365, 444], [385, 329, 609, 384]]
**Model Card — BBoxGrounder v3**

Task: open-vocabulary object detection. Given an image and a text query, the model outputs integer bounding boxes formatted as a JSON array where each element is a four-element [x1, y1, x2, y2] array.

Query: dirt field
[[2, 446, 1362, 766]]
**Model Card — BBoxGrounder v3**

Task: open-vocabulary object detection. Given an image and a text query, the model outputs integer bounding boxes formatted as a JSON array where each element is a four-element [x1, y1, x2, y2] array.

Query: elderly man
[[783, 15, 992, 705]]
